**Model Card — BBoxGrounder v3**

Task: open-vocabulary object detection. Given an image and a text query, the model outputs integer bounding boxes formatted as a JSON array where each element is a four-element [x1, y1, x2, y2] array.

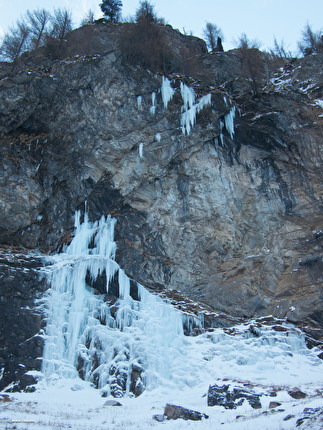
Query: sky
[[0, 0, 322, 54]]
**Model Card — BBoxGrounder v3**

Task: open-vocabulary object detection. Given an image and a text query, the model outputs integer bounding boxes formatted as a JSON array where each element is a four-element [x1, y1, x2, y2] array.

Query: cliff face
[[0, 22, 322, 389]]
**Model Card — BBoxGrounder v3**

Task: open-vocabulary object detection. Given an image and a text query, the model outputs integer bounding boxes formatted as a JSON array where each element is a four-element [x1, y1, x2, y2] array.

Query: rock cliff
[[0, 22, 322, 390]]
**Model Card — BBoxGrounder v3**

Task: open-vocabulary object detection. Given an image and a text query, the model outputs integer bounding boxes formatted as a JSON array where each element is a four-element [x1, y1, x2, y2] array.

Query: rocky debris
[[296, 407, 323, 427], [288, 389, 307, 399], [262, 408, 285, 415], [103, 400, 122, 406], [207, 384, 262, 409], [164, 404, 209, 421]]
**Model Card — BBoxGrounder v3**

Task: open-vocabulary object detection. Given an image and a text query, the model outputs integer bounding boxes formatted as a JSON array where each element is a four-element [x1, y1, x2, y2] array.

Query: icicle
[[137, 95, 142, 110], [161, 76, 175, 109], [224, 106, 236, 139], [150, 92, 156, 115], [180, 82, 195, 111], [139, 142, 144, 159], [180, 87, 212, 135]]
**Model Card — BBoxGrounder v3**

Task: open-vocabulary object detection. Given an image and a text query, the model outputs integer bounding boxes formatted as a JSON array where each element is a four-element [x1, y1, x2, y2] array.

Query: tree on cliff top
[[50, 9, 73, 42], [0, 20, 30, 61], [135, 1, 158, 24], [298, 23, 323, 56], [203, 22, 223, 52], [100, 0, 122, 23]]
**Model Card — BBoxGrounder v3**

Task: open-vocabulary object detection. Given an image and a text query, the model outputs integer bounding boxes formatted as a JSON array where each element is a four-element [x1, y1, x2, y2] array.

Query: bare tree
[[203, 22, 223, 52], [235, 33, 260, 50], [298, 23, 323, 56], [0, 20, 30, 61], [81, 10, 95, 26], [26, 8, 51, 49], [135, 1, 164, 24], [235, 33, 264, 95], [270, 37, 291, 58], [50, 9, 73, 42]]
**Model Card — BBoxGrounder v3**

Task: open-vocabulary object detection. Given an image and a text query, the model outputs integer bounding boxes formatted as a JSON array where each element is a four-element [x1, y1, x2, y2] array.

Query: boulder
[[207, 384, 262, 409], [288, 389, 307, 399], [103, 400, 123, 406], [164, 404, 209, 420]]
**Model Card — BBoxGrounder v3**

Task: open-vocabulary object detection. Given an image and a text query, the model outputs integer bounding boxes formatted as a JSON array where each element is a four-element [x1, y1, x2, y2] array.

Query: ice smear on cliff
[[161, 76, 175, 109], [180, 82, 212, 135], [224, 106, 236, 139], [139, 142, 144, 158], [137, 95, 142, 109]]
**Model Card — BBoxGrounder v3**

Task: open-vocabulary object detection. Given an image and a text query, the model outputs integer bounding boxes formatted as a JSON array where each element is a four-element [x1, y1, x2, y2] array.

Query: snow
[[155, 133, 161, 142], [161, 76, 175, 109], [314, 99, 323, 109]]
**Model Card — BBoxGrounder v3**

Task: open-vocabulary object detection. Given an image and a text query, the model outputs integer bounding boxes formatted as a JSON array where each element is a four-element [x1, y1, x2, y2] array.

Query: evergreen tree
[[100, 0, 122, 23]]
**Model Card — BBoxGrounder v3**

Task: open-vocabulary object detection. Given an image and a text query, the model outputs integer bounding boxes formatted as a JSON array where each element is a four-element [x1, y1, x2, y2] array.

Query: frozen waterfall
[[41, 210, 195, 397]]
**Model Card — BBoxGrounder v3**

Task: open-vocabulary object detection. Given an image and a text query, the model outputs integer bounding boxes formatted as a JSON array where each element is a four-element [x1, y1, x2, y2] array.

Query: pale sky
[[0, 0, 322, 54]]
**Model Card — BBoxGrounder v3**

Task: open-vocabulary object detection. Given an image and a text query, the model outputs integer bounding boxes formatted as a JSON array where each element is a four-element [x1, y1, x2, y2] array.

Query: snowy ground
[[1, 375, 322, 430], [1, 324, 322, 430]]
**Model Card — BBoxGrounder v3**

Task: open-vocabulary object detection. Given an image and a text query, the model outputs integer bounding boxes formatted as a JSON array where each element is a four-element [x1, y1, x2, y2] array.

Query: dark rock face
[[0, 249, 47, 391], [0, 23, 322, 389], [207, 384, 262, 409], [164, 404, 209, 420]]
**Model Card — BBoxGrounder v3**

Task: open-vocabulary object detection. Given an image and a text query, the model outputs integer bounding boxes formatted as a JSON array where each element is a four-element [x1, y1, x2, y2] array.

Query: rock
[[104, 400, 123, 406], [207, 384, 262, 409], [283, 414, 295, 421], [269, 401, 282, 409], [0, 394, 11, 402], [164, 404, 209, 421], [288, 389, 307, 399], [152, 414, 165, 422], [0, 250, 47, 392]]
